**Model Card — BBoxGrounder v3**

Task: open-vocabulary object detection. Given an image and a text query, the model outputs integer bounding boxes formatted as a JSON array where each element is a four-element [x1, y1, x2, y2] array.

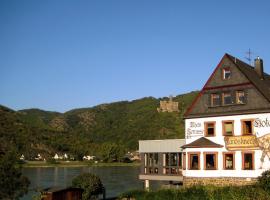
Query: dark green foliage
[[258, 169, 270, 192], [0, 150, 30, 200], [72, 173, 103, 200], [120, 184, 270, 200], [0, 91, 199, 159], [99, 142, 125, 162]]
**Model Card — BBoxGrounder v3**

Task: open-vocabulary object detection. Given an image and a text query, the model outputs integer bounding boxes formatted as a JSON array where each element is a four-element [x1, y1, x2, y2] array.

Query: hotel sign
[[224, 135, 259, 150]]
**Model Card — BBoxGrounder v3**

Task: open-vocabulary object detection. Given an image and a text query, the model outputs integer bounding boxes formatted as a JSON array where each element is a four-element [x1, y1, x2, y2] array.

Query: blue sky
[[1, 0, 270, 112]]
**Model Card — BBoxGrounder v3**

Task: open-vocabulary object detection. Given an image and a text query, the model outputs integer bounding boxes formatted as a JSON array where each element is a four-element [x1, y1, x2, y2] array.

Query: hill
[[0, 91, 198, 160]]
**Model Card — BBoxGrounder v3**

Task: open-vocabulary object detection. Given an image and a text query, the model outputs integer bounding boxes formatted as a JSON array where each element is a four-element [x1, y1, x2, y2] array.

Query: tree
[[99, 142, 125, 162], [0, 150, 30, 200], [72, 173, 103, 200], [258, 169, 270, 192]]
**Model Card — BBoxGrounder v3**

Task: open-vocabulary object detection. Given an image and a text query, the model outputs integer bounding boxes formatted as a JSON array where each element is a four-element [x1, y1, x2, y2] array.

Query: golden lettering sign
[[224, 135, 259, 150]]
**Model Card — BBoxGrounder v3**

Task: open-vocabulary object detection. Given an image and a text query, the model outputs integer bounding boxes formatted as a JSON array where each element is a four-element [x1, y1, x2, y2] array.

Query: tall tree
[[0, 150, 30, 200]]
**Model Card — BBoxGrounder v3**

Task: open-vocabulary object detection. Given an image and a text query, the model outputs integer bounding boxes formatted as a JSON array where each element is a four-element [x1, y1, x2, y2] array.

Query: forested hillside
[[0, 91, 198, 160]]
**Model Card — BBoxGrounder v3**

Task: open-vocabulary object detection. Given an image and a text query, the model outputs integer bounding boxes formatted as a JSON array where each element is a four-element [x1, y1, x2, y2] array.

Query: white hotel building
[[139, 54, 270, 187]]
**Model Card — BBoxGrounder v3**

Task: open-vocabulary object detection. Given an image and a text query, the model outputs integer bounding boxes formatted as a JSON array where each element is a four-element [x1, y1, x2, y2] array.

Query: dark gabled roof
[[226, 53, 270, 102], [181, 137, 223, 149], [184, 53, 270, 118]]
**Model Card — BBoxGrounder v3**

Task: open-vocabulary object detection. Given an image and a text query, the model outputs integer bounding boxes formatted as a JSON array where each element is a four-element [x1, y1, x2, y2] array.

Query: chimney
[[254, 56, 264, 80]]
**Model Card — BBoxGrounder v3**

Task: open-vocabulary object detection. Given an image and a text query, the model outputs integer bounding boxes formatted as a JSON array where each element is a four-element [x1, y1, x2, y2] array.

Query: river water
[[21, 166, 151, 199]]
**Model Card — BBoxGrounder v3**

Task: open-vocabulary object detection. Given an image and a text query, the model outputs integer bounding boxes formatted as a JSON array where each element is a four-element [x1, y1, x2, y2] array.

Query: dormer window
[[211, 94, 220, 107], [223, 92, 233, 105], [236, 91, 245, 104], [222, 68, 231, 80]]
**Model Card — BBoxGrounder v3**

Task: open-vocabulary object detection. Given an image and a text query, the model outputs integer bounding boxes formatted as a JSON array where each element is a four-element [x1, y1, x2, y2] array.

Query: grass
[[119, 185, 270, 200]]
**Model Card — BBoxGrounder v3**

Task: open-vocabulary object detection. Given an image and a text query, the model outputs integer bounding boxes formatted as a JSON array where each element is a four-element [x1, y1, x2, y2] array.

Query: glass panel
[[225, 154, 233, 169], [211, 94, 220, 106], [170, 153, 177, 166], [206, 123, 215, 136], [190, 154, 199, 170], [205, 154, 216, 170], [243, 121, 252, 135], [165, 153, 170, 166], [223, 68, 231, 79], [154, 153, 158, 166], [223, 93, 233, 105], [178, 153, 182, 168], [237, 91, 245, 104], [244, 153, 253, 170], [149, 153, 153, 167], [224, 122, 233, 135]]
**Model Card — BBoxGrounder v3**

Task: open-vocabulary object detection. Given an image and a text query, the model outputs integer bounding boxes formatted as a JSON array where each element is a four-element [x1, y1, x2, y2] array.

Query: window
[[204, 152, 218, 170], [211, 94, 220, 107], [146, 153, 159, 174], [183, 153, 186, 170], [223, 153, 235, 170], [178, 153, 182, 168], [170, 153, 177, 166], [223, 68, 231, 80], [222, 121, 234, 136], [223, 92, 233, 105], [189, 153, 200, 170], [236, 91, 245, 104], [242, 152, 254, 170], [163, 153, 182, 175], [205, 122, 215, 137], [242, 119, 254, 135]]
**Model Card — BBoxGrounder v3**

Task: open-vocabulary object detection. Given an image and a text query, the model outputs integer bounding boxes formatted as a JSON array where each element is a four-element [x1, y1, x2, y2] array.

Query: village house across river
[[139, 53, 270, 188]]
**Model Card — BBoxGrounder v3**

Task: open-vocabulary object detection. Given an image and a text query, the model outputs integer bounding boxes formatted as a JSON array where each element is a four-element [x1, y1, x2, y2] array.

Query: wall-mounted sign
[[256, 133, 270, 169], [254, 118, 270, 128], [186, 122, 203, 139], [224, 135, 259, 150]]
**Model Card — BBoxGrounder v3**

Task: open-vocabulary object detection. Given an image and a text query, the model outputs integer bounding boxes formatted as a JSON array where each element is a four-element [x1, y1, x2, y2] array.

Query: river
[[21, 166, 159, 199]]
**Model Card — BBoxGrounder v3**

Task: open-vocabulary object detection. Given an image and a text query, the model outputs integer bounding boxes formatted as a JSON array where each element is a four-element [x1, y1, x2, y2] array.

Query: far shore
[[21, 160, 141, 168]]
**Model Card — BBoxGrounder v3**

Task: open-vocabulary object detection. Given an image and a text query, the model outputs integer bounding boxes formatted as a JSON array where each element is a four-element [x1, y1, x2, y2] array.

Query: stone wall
[[157, 96, 179, 113], [183, 177, 257, 187]]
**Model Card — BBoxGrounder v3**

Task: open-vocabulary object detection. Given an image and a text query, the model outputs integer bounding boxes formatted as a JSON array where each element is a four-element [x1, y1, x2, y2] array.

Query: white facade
[[184, 113, 270, 178]]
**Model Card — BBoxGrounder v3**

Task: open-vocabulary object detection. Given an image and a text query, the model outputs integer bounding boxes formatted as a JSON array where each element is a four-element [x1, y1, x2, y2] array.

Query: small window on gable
[[223, 92, 233, 105], [205, 122, 215, 137], [223, 68, 231, 80], [236, 91, 245, 104], [211, 94, 220, 107]]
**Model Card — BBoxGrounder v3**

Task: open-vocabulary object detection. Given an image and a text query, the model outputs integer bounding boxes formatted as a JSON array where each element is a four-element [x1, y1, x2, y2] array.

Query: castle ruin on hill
[[157, 96, 179, 113]]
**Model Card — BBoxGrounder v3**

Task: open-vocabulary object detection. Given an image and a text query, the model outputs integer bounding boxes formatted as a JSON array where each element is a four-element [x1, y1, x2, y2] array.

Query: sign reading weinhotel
[[224, 135, 259, 150]]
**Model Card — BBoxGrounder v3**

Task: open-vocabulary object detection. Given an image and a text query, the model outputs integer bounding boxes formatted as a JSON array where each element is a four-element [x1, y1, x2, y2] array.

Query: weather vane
[[245, 48, 253, 65]]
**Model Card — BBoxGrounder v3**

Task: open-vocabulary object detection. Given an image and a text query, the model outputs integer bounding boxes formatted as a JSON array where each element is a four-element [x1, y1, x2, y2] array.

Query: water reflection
[[21, 166, 146, 199]]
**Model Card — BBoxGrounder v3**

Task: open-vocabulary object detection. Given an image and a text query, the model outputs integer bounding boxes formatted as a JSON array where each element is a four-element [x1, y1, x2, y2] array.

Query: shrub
[[72, 173, 103, 200], [258, 169, 270, 192]]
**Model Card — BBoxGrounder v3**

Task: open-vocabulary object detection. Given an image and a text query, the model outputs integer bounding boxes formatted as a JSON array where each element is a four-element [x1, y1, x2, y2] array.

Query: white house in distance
[[139, 53, 270, 188]]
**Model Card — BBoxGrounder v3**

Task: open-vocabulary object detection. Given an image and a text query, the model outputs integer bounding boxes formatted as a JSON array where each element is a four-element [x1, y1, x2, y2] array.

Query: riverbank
[[22, 161, 140, 168]]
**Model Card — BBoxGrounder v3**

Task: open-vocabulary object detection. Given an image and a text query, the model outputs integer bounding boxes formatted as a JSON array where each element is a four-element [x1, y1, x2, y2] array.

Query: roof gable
[[185, 53, 270, 118], [181, 137, 223, 148]]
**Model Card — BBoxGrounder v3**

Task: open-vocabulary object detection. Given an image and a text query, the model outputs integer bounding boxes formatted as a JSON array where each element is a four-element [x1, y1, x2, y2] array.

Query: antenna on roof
[[245, 48, 253, 65]]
